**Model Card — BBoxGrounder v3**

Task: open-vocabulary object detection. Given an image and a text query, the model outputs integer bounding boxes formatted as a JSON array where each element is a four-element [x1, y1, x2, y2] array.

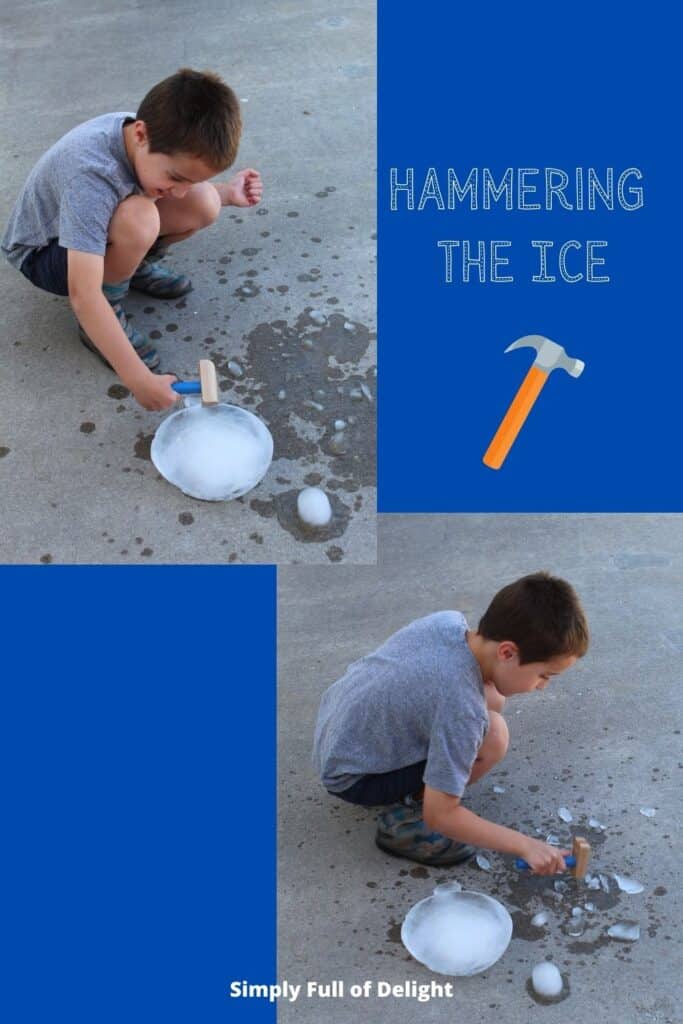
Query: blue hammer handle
[[515, 855, 576, 870], [171, 381, 202, 395]]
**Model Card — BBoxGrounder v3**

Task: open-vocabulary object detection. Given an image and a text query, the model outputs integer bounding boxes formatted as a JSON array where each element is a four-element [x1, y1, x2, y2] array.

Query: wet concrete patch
[[211, 311, 375, 490], [80, 422, 96, 434], [134, 432, 153, 461], [0, 447, 10, 458], [107, 384, 130, 399]]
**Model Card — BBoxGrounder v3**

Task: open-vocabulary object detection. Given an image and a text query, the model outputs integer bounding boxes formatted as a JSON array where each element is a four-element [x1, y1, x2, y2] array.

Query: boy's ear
[[497, 640, 519, 662]]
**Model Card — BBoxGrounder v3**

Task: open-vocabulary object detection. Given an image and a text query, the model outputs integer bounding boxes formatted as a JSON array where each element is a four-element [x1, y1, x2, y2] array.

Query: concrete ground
[[279, 515, 682, 1024], [0, 1, 375, 564]]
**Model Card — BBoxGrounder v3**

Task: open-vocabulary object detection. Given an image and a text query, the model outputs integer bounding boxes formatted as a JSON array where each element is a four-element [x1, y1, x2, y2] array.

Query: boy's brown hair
[[137, 68, 241, 171], [478, 572, 589, 664]]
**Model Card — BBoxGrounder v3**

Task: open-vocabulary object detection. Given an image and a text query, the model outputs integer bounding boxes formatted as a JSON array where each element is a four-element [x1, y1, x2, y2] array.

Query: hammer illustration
[[483, 336, 585, 470], [515, 836, 592, 879]]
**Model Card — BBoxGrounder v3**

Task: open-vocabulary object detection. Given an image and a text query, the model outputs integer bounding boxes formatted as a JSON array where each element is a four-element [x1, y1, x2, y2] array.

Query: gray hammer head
[[504, 335, 585, 377]]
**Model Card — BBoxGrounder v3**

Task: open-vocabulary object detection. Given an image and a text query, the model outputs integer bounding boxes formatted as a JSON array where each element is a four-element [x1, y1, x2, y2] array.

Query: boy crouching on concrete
[[2, 68, 263, 411], [313, 573, 589, 875]]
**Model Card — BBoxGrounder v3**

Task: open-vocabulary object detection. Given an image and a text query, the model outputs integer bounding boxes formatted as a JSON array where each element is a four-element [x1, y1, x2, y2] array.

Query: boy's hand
[[518, 837, 572, 876], [218, 169, 263, 207], [130, 372, 179, 412]]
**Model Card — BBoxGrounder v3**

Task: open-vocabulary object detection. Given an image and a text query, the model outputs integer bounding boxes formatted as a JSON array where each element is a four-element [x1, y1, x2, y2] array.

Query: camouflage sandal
[[130, 259, 193, 299], [375, 801, 475, 867], [78, 301, 160, 371]]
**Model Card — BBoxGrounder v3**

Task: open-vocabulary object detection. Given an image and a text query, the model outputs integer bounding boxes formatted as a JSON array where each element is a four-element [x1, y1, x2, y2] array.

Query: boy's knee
[[109, 195, 160, 250], [191, 182, 221, 228], [486, 710, 510, 762]]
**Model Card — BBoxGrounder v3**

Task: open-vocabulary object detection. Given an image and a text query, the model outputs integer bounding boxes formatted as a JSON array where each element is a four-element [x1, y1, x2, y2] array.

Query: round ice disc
[[401, 885, 512, 976], [151, 403, 273, 501]]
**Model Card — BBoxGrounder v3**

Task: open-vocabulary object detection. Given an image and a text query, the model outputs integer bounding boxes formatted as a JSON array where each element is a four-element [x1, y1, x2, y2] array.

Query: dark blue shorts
[[329, 760, 427, 807], [20, 239, 69, 296]]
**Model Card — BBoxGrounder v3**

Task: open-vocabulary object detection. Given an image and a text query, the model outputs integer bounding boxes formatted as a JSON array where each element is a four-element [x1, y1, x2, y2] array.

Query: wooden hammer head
[[571, 836, 591, 879], [199, 359, 218, 405]]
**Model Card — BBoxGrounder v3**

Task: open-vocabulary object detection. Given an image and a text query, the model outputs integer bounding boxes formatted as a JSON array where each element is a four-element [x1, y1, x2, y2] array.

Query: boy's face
[[490, 642, 577, 696], [127, 121, 217, 201]]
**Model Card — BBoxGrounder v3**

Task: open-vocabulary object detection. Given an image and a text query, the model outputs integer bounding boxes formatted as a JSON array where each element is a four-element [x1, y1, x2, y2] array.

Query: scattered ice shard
[[296, 487, 332, 527], [475, 854, 491, 871], [328, 432, 347, 455], [546, 834, 560, 846], [343, 321, 355, 332], [277, 389, 286, 401], [360, 382, 373, 402], [302, 338, 314, 350], [564, 917, 585, 937], [639, 807, 656, 818], [309, 309, 326, 324], [607, 921, 640, 942], [586, 875, 601, 890], [531, 962, 563, 998], [531, 911, 549, 927], [492, 785, 506, 794], [350, 388, 363, 401], [588, 817, 606, 831], [571, 907, 584, 918], [227, 359, 245, 379], [584, 902, 596, 913], [334, 420, 346, 431], [599, 874, 611, 893], [303, 400, 324, 412], [558, 807, 573, 823], [553, 880, 568, 894], [613, 873, 644, 894]]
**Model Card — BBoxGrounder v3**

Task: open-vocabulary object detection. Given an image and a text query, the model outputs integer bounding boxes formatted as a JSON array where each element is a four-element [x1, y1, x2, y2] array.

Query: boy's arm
[[67, 250, 178, 411], [423, 785, 570, 876]]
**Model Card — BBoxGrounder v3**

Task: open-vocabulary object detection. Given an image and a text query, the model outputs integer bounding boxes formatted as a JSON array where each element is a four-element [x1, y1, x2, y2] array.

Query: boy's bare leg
[[467, 710, 509, 786], [155, 182, 221, 247], [103, 195, 160, 283]]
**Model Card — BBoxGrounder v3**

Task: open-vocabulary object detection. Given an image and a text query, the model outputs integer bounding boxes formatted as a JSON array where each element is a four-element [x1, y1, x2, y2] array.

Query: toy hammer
[[483, 335, 585, 470], [171, 359, 218, 405], [515, 836, 592, 879]]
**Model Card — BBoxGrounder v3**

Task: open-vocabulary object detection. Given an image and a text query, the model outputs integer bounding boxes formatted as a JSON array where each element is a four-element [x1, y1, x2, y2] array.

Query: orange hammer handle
[[483, 365, 548, 470]]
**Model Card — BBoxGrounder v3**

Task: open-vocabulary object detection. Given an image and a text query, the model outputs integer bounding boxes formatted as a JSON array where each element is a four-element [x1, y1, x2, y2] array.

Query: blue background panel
[[0, 567, 276, 1024], [378, 4, 681, 510]]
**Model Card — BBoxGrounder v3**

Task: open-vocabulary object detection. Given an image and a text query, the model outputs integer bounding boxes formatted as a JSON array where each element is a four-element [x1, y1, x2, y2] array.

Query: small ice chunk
[[607, 921, 640, 942], [360, 382, 373, 402], [564, 918, 585, 937], [558, 807, 573, 823], [492, 785, 506, 794], [296, 487, 332, 527], [531, 962, 563, 998], [546, 834, 560, 846], [531, 911, 549, 927], [599, 874, 611, 893], [584, 902, 596, 913], [277, 390, 286, 401], [475, 854, 491, 871], [343, 321, 355, 332], [613, 873, 644, 895], [639, 807, 656, 818], [227, 359, 245, 379], [553, 880, 568, 894], [328, 432, 347, 455], [303, 400, 324, 412], [586, 876, 601, 890], [302, 338, 314, 350], [333, 420, 346, 431], [309, 309, 326, 324], [350, 388, 363, 401], [571, 906, 583, 918], [588, 817, 606, 831]]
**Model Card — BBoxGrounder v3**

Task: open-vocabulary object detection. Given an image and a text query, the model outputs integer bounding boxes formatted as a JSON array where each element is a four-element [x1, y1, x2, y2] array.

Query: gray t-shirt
[[2, 112, 141, 270], [313, 611, 488, 797]]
